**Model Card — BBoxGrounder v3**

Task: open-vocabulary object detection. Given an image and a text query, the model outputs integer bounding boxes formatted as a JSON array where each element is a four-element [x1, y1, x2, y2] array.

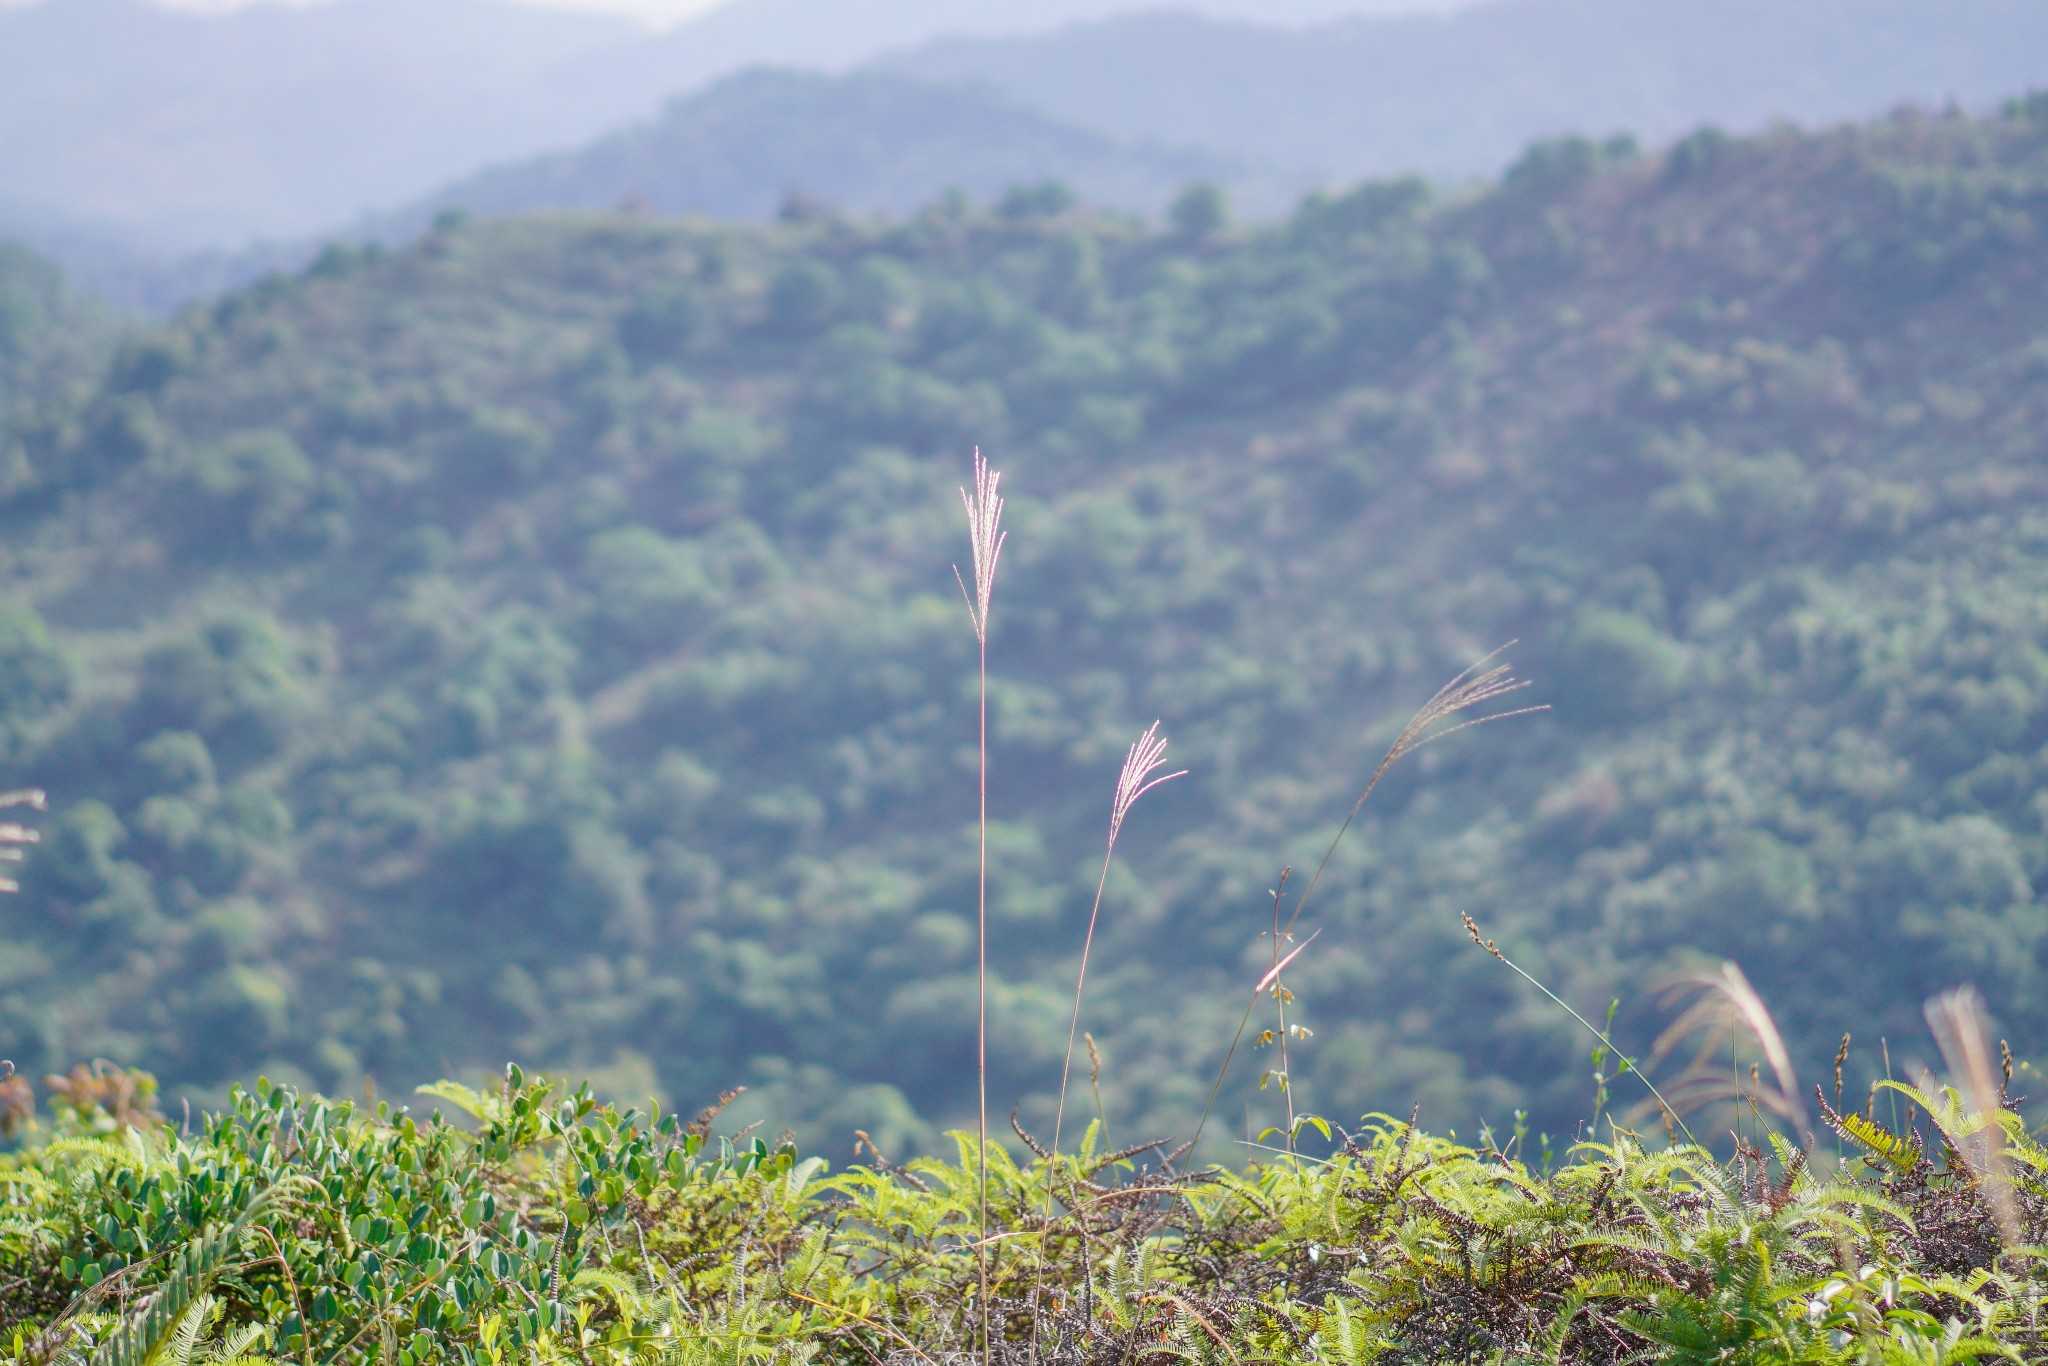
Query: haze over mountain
[[877, 0, 2048, 185], [0, 0, 1461, 254], [387, 70, 1265, 235], [0, 0, 644, 246], [5, 0, 2048, 315]]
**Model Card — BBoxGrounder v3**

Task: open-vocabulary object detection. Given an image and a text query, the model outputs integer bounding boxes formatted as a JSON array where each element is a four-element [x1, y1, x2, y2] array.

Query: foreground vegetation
[[1, 1056, 2044, 1365]]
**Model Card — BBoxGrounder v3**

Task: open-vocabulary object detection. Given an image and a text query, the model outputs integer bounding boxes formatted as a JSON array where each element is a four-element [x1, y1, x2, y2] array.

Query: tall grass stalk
[[1085, 1032, 1107, 1137], [1194, 930, 1316, 1156], [954, 448, 1005, 1358], [1464, 914, 1701, 1149], [1191, 649, 1541, 1154], [1267, 872, 1300, 1151], [1048, 722, 1183, 1187]]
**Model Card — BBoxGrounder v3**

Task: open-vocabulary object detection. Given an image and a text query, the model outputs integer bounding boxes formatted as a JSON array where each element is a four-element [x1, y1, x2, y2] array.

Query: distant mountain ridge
[[1, 67, 1267, 313], [0, 0, 1446, 255], [875, 0, 2048, 182], [389, 69, 1270, 233], [7, 0, 2048, 314]]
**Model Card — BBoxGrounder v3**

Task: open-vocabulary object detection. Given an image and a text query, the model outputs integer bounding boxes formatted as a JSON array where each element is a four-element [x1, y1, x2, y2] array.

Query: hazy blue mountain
[[0, 65, 1267, 314], [876, 0, 2048, 183], [0, 193, 309, 314], [0, 0, 1465, 257], [535, 0, 1477, 114], [0, 0, 643, 247], [391, 68, 1267, 231], [11, 0, 2046, 313]]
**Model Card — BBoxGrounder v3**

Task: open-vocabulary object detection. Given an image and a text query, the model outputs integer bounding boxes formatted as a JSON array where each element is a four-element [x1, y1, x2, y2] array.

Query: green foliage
[[5, 1069, 2048, 1362]]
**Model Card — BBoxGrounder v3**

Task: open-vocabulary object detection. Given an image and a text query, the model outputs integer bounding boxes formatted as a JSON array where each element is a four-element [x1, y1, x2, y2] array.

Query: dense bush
[[4, 1060, 2047, 1363]]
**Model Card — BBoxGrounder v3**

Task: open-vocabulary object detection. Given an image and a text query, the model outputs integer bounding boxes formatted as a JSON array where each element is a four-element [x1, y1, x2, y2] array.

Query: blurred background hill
[[5, 0, 2048, 309], [375, 70, 1265, 240], [877, 0, 2048, 182], [4, 96, 2048, 1153]]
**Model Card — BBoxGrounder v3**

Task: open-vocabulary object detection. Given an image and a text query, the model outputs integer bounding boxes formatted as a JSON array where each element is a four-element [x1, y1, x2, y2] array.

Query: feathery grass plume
[[1646, 961, 1807, 1137], [1278, 645, 1543, 943], [953, 448, 1005, 646], [1049, 722, 1184, 1184], [0, 787, 46, 893], [1924, 985, 2021, 1246], [1191, 647, 1542, 1154], [951, 447, 1005, 1359]]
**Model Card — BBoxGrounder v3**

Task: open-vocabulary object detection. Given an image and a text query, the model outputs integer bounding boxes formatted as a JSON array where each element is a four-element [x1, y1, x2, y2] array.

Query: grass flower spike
[[1110, 721, 1184, 842], [955, 446, 1006, 1361], [1050, 722, 1186, 1183], [955, 447, 1005, 644], [1193, 647, 1544, 1153]]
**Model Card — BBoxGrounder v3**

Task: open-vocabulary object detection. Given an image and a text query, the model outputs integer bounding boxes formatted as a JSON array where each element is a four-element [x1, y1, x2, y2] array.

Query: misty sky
[[48, 0, 1477, 29]]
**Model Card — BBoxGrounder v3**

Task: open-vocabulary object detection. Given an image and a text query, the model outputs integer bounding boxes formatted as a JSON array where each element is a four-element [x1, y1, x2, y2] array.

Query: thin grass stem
[[1463, 914, 1700, 1150], [1049, 723, 1182, 1187], [1190, 648, 1541, 1155], [954, 448, 1004, 1363]]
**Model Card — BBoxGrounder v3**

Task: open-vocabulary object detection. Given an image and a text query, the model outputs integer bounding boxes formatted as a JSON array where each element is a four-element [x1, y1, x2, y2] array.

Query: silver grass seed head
[[954, 447, 1006, 644], [1110, 721, 1186, 842]]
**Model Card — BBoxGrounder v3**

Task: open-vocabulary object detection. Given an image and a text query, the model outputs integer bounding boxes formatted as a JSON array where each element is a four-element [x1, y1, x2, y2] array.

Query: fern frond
[[87, 1183, 289, 1366], [1831, 1108, 1923, 1174], [162, 1293, 212, 1366]]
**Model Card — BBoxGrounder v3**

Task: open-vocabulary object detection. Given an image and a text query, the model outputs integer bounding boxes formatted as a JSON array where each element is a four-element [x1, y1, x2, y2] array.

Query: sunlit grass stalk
[[954, 448, 1005, 1360], [1192, 647, 1543, 1154], [1925, 985, 2020, 1245], [1194, 930, 1317, 1157], [1269, 872, 1298, 1154], [1049, 723, 1184, 1194], [1651, 961, 1807, 1140], [1085, 1032, 1107, 1137], [1464, 914, 1701, 1150]]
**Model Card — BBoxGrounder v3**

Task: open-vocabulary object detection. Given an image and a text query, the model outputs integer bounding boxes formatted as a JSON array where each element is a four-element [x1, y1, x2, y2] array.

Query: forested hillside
[[1, 102, 2046, 1158]]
